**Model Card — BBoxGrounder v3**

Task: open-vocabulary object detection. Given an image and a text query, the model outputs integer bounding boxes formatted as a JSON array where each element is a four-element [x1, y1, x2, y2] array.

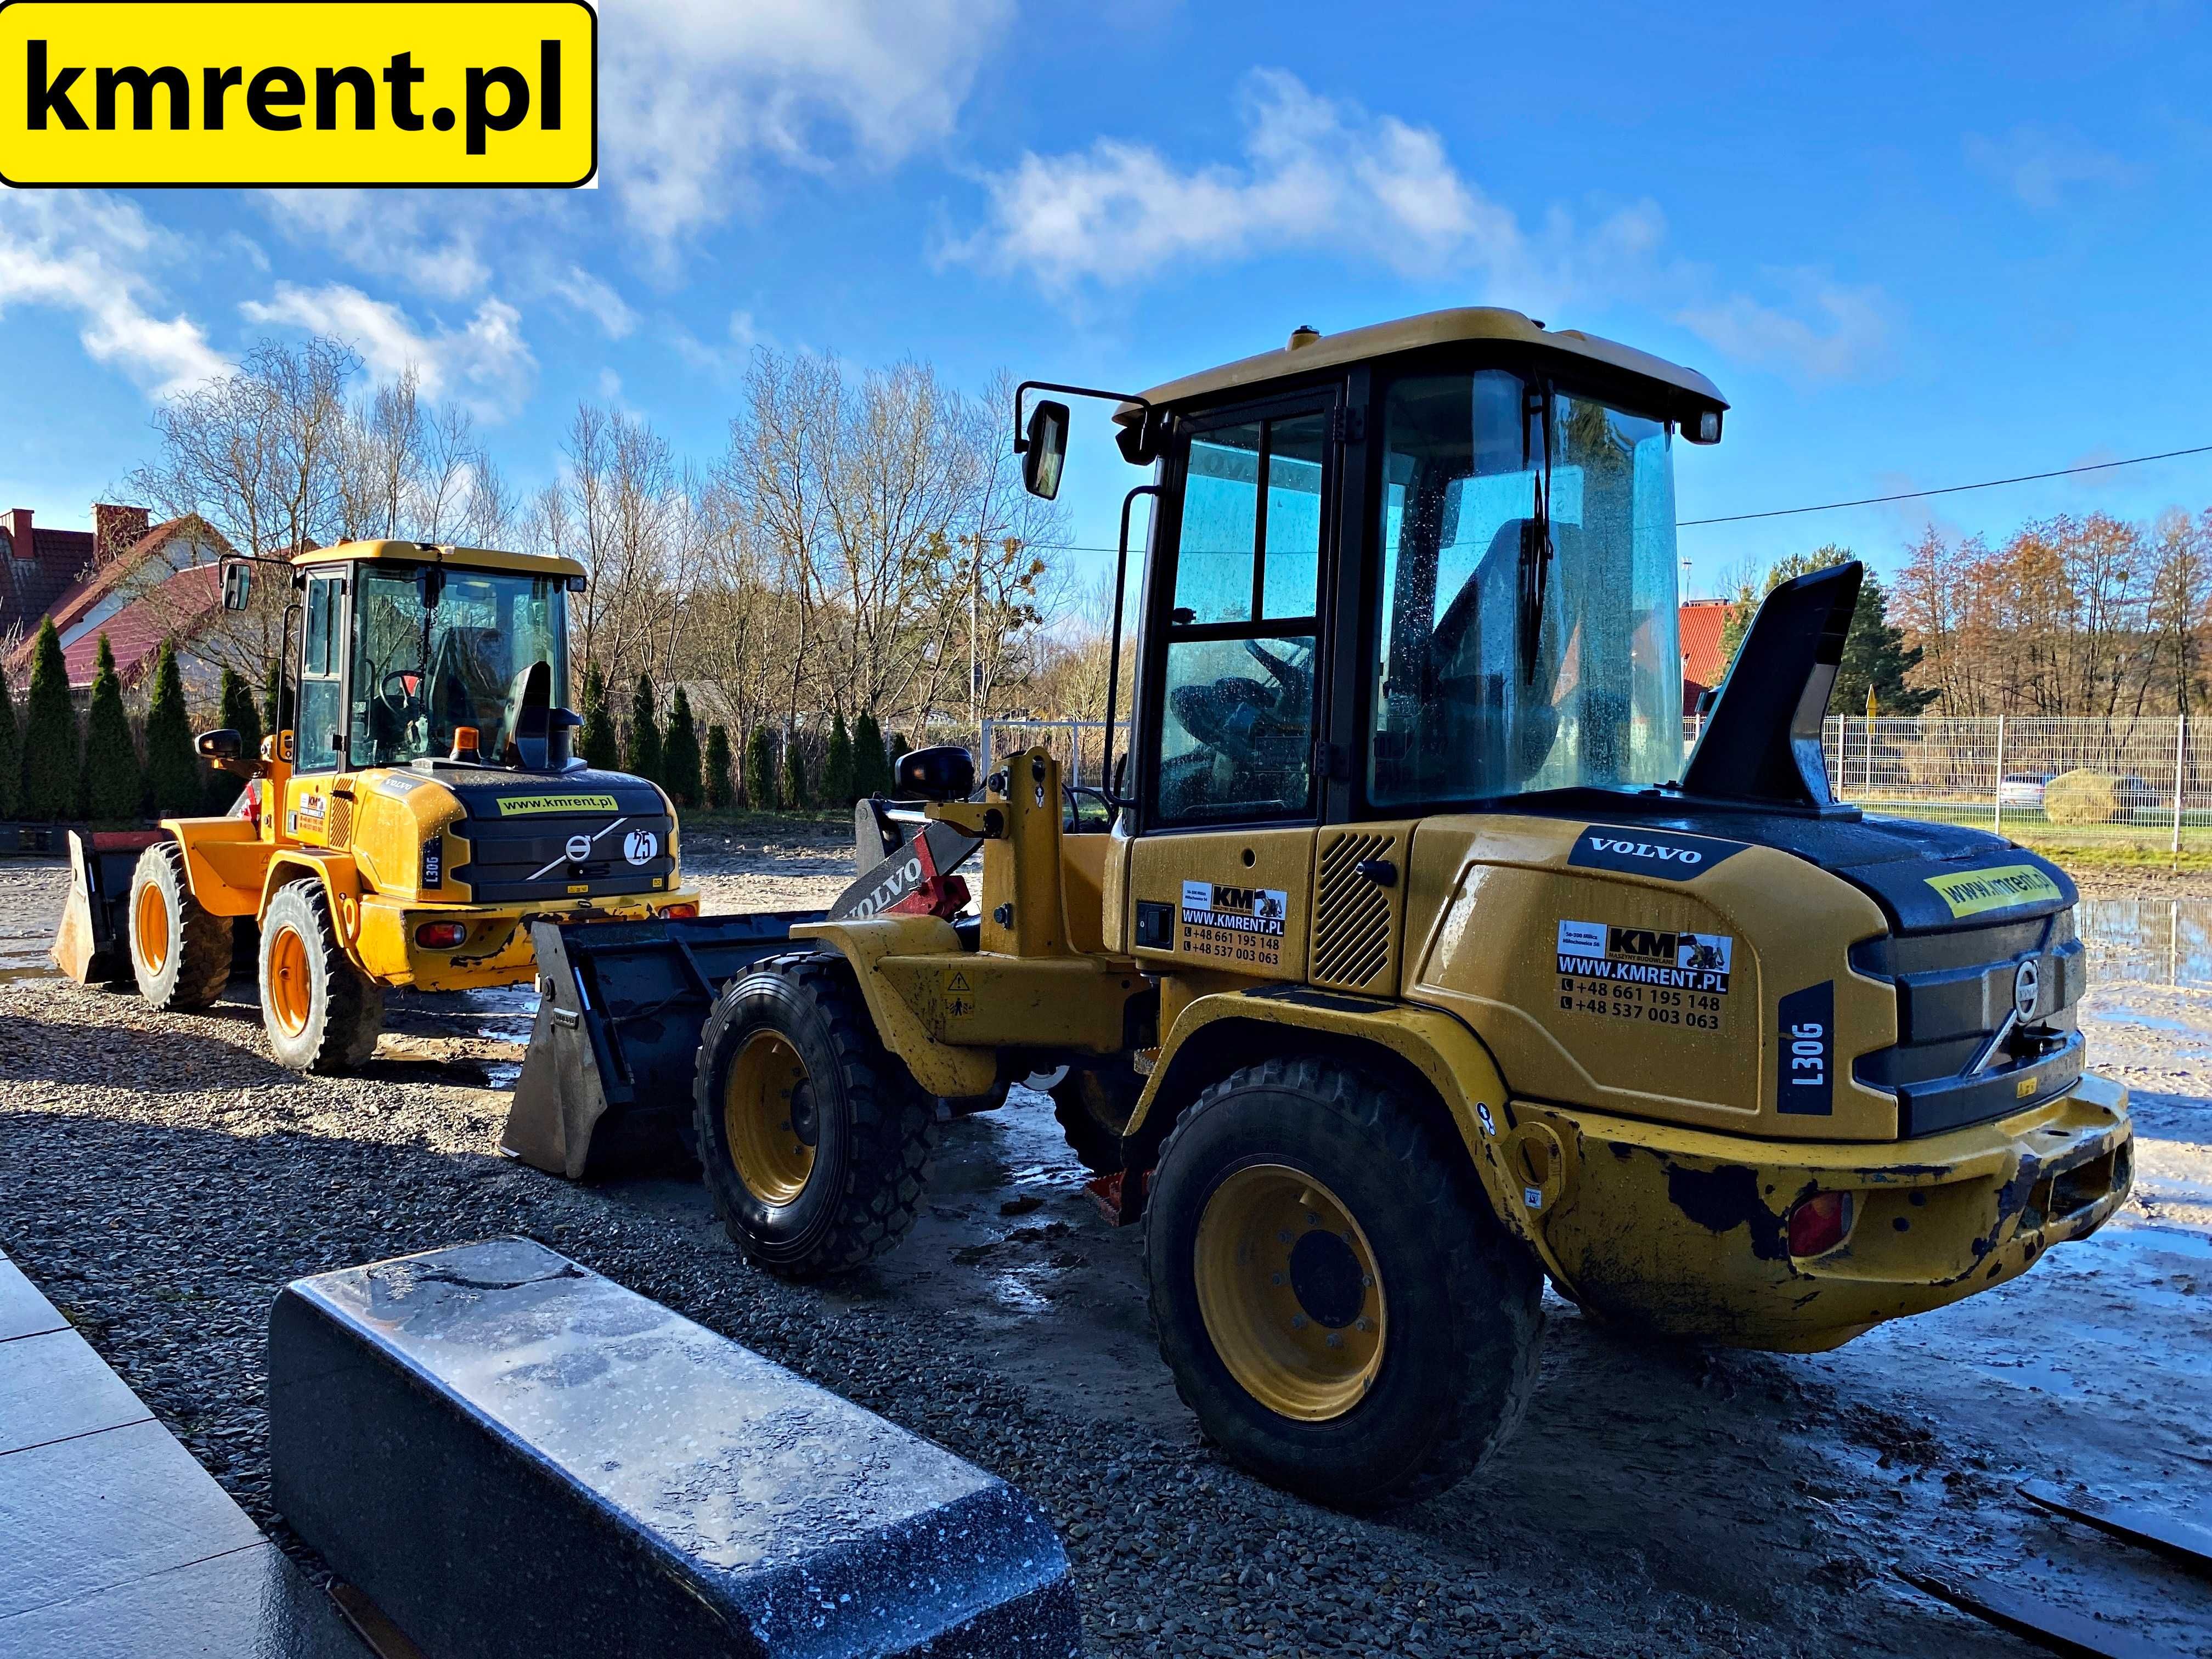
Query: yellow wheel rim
[[1193, 1164, 1386, 1422], [724, 1031, 816, 1206], [134, 884, 170, 973], [267, 926, 313, 1037]]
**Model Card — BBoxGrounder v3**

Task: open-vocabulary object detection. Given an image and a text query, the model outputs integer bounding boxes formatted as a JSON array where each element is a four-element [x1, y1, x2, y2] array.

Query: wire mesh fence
[[1685, 715, 2212, 848], [960, 714, 2208, 849], [978, 718, 1130, 792]]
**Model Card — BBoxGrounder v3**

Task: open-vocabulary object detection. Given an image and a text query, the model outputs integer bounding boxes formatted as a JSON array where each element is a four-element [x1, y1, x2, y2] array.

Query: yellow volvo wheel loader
[[506, 309, 2132, 1510], [56, 541, 699, 1070]]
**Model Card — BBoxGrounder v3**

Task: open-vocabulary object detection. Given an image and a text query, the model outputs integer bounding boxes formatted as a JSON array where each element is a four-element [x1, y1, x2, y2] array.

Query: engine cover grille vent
[[328, 793, 354, 849], [1311, 830, 1401, 992]]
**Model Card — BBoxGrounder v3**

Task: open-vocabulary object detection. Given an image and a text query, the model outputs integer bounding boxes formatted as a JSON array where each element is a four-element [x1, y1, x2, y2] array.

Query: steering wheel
[[1166, 639, 1316, 770], [378, 668, 425, 719]]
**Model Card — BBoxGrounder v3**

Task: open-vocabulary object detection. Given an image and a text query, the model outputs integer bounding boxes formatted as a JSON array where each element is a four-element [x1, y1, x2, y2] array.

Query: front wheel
[[692, 954, 937, 1280], [129, 841, 233, 1010], [258, 879, 384, 1073], [1144, 1057, 1544, 1510]]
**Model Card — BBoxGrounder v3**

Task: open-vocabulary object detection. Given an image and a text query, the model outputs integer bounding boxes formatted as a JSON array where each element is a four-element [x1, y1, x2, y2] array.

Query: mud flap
[[50, 830, 166, 986], [268, 1239, 1083, 1659], [502, 910, 826, 1179]]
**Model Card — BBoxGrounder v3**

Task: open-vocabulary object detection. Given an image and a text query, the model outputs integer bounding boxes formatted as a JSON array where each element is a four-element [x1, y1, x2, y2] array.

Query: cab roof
[[291, 541, 587, 581], [1116, 307, 1726, 423]]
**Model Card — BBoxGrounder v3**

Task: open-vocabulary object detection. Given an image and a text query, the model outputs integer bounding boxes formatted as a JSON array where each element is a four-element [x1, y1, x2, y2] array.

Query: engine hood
[[386, 765, 677, 904], [410, 765, 671, 820], [1500, 787, 2075, 936]]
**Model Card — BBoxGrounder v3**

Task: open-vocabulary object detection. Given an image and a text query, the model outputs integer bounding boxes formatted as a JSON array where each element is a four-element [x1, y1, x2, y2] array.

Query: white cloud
[[550, 265, 637, 338], [239, 283, 535, 419], [949, 71, 1515, 288], [951, 70, 1892, 381], [1674, 275, 1893, 383], [670, 309, 768, 378], [599, 0, 1007, 246], [0, 193, 230, 398], [258, 189, 491, 300], [1965, 126, 2135, 210]]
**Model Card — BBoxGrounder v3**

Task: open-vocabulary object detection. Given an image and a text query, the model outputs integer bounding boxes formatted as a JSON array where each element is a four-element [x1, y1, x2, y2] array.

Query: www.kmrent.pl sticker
[[0, 3, 596, 187]]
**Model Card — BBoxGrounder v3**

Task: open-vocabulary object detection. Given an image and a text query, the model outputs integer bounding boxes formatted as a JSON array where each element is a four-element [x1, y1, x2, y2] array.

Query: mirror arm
[[1012, 380, 1155, 454], [1100, 483, 1162, 816], [273, 597, 303, 737]]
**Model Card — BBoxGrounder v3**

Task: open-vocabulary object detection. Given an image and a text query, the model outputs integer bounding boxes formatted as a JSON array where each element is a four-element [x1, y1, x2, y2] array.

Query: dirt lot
[[3, 836, 2210, 1658]]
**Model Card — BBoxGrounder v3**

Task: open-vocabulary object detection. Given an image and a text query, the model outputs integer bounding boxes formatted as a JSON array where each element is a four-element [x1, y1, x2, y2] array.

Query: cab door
[[285, 569, 347, 845], [1127, 397, 1336, 983]]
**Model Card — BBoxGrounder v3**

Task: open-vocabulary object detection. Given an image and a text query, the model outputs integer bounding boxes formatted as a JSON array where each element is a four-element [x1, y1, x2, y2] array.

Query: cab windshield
[[1370, 370, 1680, 806], [348, 565, 571, 767]]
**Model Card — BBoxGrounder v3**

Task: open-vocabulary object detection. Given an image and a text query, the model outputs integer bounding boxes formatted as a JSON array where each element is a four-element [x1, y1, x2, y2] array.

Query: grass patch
[[2013, 837, 2212, 873]]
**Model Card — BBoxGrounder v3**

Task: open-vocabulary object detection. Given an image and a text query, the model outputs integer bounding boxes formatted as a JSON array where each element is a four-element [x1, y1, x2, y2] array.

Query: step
[[268, 1237, 1082, 1658]]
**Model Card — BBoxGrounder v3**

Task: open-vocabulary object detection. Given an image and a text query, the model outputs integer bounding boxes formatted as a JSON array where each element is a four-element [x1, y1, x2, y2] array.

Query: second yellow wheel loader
[[505, 308, 2132, 1510], [55, 541, 701, 1070]]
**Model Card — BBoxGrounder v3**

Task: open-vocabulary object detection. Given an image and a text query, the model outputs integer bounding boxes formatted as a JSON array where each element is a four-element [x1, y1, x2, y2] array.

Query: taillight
[[662, 902, 699, 919], [414, 921, 468, 949], [1787, 1190, 1854, 1258]]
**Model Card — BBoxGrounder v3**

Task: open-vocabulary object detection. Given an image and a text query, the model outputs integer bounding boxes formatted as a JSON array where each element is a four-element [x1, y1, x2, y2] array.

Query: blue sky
[[2, 1, 2208, 600]]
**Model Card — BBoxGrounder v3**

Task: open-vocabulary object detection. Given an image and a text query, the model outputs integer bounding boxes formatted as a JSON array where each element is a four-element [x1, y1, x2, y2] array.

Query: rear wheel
[[1144, 1056, 1544, 1510], [258, 879, 384, 1073], [692, 953, 937, 1279], [1050, 1059, 1141, 1173], [129, 841, 232, 1010]]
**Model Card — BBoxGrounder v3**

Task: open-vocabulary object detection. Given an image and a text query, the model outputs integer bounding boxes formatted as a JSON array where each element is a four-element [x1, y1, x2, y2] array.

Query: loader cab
[[1017, 308, 1726, 984], [1107, 311, 1726, 837], [1013, 309, 1716, 836], [270, 545, 588, 776]]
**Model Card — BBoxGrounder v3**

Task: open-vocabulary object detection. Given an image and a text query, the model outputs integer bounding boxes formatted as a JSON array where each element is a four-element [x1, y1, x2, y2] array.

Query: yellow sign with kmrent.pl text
[[0, 2, 595, 186]]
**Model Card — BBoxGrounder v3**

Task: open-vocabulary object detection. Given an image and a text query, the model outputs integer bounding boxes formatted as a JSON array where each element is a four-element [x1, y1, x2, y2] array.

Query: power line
[[1023, 440, 2212, 551], [1678, 442, 2212, 527]]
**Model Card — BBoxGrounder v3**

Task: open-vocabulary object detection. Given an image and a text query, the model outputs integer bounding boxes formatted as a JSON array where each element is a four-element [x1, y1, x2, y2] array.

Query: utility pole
[[964, 532, 983, 737]]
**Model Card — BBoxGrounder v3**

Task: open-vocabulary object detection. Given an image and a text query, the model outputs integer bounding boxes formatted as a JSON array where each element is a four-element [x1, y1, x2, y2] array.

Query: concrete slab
[[0, 1541, 365, 1659], [0, 1417, 267, 1620], [0, 1254, 65, 1342], [0, 1248, 360, 1656], [270, 1237, 1081, 1659], [0, 1328, 151, 1454]]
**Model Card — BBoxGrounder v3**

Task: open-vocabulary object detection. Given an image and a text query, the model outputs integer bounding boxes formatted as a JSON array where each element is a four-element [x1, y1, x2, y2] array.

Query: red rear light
[[1787, 1190, 1854, 1258], [414, 921, 469, 949], [662, 902, 699, 919]]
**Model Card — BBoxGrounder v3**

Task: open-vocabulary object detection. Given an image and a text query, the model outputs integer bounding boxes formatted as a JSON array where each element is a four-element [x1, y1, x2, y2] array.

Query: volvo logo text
[[2013, 958, 2041, 1022]]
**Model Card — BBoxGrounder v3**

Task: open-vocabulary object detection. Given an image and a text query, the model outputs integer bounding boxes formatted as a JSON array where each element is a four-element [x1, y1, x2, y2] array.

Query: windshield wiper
[[1517, 380, 1555, 684]]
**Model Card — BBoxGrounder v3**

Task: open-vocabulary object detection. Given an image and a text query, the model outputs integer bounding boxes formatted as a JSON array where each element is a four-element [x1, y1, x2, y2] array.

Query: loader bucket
[[503, 910, 826, 1180], [51, 830, 166, 986]]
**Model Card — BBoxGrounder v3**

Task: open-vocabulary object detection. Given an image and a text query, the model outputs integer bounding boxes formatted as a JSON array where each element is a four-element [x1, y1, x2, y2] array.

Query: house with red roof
[[1678, 597, 1733, 714], [1, 504, 236, 696]]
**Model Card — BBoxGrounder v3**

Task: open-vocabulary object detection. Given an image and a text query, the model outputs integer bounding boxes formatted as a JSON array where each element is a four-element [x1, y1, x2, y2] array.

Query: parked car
[[1998, 774, 2052, 810]]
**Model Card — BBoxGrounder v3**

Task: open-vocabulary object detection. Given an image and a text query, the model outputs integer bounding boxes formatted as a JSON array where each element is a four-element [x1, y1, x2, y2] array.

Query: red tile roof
[[59, 564, 224, 688], [4, 515, 234, 683], [0, 528, 97, 640], [1679, 600, 1731, 689]]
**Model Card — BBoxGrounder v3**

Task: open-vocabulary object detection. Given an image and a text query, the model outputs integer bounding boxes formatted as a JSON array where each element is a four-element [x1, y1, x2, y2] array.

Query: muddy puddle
[[2078, 898, 2212, 991]]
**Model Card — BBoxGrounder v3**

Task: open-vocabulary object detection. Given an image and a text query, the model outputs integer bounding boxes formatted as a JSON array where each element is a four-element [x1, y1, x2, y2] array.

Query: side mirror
[[196, 729, 243, 760], [895, 745, 977, 803], [221, 561, 252, 611], [1020, 399, 1069, 500]]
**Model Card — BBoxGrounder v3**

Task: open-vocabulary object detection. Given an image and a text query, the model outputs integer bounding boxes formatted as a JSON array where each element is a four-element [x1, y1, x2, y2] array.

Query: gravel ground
[[3, 843, 2210, 1657]]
